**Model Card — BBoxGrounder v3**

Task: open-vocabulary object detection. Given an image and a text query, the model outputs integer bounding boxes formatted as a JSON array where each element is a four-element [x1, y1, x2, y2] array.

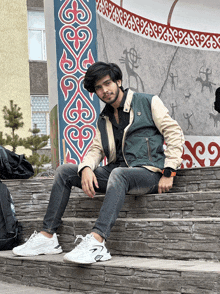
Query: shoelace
[[74, 234, 92, 250], [25, 230, 39, 243]]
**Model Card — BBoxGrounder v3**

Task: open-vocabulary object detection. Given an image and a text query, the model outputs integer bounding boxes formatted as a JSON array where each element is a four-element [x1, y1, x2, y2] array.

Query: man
[[12, 62, 184, 264]]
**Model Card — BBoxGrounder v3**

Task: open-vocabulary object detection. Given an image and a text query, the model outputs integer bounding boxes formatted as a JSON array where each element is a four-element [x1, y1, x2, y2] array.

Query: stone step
[[2, 166, 220, 220], [3, 165, 220, 194], [0, 251, 220, 293], [9, 189, 220, 220], [64, 190, 220, 219], [17, 217, 220, 261]]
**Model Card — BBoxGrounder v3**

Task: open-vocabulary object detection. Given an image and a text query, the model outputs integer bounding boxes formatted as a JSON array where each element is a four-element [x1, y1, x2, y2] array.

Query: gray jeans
[[43, 164, 161, 239]]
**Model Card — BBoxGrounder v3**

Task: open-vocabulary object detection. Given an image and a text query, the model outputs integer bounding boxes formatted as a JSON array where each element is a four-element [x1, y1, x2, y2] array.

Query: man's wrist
[[79, 166, 90, 176], [162, 167, 176, 177]]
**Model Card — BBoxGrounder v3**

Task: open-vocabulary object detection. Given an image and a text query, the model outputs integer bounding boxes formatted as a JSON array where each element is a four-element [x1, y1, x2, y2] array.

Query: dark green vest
[[124, 93, 165, 169]]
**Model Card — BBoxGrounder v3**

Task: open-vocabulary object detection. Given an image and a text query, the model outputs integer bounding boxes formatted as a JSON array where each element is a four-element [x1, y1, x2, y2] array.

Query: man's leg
[[43, 164, 115, 233], [63, 167, 161, 264], [92, 167, 161, 240], [42, 164, 81, 234], [12, 164, 112, 256], [12, 164, 81, 256]]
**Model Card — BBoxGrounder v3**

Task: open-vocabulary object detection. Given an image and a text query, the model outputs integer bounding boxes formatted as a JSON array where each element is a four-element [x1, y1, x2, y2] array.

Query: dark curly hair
[[83, 62, 123, 93], [215, 87, 220, 97]]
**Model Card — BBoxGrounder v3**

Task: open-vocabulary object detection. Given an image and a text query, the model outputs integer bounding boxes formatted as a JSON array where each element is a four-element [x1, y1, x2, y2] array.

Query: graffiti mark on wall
[[196, 67, 216, 93], [184, 92, 191, 100], [209, 113, 220, 127], [169, 70, 178, 90], [170, 101, 177, 119], [183, 112, 194, 130], [119, 48, 144, 93]]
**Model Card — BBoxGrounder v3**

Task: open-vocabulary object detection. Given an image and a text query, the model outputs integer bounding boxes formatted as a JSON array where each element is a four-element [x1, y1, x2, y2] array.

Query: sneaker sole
[[12, 247, 63, 257], [63, 253, 112, 264]]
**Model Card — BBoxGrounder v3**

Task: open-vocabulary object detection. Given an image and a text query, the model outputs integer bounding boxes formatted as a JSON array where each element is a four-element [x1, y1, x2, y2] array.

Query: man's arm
[[151, 95, 185, 193], [81, 167, 99, 198], [158, 167, 176, 194], [151, 95, 184, 169], [158, 176, 174, 194], [78, 124, 105, 174]]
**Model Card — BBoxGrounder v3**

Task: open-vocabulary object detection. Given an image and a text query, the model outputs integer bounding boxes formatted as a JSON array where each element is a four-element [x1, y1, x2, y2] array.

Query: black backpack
[[0, 146, 34, 180], [214, 87, 220, 113], [0, 181, 18, 250]]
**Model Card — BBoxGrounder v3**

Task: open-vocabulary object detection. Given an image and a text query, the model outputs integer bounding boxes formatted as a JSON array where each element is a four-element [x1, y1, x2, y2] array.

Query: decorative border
[[54, 0, 99, 164], [181, 136, 220, 168], [96, 0, 220, 51]]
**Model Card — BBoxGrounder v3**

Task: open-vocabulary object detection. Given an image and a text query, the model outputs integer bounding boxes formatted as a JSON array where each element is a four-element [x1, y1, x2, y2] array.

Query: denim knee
[[54, 164, 68, 177], [109, 167, 128, 183]]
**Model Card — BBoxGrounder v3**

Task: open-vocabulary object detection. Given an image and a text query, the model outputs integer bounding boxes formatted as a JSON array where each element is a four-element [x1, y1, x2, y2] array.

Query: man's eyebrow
[[95, 79, 112, 88]]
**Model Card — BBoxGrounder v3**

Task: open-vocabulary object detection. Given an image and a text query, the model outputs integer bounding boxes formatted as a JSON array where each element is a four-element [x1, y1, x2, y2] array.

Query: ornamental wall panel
[[53, 0, 100, 165], [96, 0, 220, 168]]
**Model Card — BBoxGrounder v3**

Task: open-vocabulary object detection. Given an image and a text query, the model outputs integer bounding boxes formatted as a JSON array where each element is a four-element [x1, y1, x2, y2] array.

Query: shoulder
[[132, 92, 155, 106]]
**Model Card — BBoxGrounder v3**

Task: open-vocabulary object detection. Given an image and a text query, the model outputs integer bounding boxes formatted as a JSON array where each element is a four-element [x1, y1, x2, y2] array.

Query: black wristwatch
[[162, 167, 176, 177]]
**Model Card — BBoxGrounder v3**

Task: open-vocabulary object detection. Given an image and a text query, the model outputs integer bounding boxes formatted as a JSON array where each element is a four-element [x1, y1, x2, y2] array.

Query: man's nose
[[102, 85, 108, 93]]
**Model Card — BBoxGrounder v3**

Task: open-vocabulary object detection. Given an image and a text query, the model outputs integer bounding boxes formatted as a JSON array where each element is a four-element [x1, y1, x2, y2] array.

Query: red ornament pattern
[[58, 0, 97, 164], [181, 139, 220, 168], [96, 0, 220, 50]]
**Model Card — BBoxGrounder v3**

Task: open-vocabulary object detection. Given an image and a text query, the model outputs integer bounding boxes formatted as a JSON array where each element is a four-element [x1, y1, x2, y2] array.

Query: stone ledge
[[65, 190, 220, 220], [10, 190, 220, 220], [0, 252, 220, 293], [17, 217, 220, 261], [2, 165, 220, 193]]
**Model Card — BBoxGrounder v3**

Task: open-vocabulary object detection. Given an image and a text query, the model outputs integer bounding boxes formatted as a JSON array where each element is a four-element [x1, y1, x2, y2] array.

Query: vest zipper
[[146, 138, 153, 161]]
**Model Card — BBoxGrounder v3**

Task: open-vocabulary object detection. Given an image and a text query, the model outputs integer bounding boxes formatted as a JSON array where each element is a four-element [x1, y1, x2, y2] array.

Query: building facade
[[0, 0, 49, 155]]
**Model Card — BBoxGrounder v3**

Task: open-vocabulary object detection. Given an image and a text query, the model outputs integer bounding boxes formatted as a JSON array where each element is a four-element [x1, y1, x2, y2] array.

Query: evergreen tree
[[0, 132, 6, 146], [23, 125, 51, 176], [2, 100, 24, 152]]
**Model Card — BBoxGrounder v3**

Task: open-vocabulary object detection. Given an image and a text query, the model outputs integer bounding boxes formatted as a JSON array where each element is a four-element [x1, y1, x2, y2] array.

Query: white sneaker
[[63, 234, 112, 264], [12, 231, 63, 256]]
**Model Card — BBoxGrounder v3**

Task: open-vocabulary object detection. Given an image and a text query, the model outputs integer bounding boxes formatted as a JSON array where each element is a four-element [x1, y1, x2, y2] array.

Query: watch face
[[164, 169, 171, 177]]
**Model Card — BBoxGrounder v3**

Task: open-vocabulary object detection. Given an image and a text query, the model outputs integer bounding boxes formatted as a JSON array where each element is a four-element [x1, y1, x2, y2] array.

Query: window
[[28, 11, 47, 61], [31, 96, 50, 141]]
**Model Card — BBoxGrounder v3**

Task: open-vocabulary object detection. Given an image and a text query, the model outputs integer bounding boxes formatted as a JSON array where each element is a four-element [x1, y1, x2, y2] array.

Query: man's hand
[[158, 175, 174, 194], [81, 167, 99, 198]]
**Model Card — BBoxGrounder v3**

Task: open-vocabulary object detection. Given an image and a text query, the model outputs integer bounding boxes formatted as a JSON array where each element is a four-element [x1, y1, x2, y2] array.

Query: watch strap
[[162, 169, 176, 177]]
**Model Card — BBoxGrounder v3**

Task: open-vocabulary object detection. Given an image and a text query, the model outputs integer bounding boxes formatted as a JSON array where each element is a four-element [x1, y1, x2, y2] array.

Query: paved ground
[[0, 281, 71, 294]]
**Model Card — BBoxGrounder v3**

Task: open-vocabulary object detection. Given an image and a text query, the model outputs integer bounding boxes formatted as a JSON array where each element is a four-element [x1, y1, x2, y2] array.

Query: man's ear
[[117, 80, 122, 87]]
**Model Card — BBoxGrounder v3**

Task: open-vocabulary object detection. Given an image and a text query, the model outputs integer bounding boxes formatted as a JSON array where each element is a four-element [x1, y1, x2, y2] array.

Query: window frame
[[27, 10, 47, 61]]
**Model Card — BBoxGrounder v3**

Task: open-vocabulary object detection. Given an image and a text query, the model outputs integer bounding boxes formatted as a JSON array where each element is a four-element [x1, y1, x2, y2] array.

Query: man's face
[[94, 75, 122, 105]]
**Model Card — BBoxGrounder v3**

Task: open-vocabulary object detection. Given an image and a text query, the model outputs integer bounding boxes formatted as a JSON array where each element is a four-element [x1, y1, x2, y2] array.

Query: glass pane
[[43, 30, 47, 60], [32, 112, 47, 134], [28, 11, 45, 29], [31, 96, 49, 112], [29, 30, 42, 60], [31, 96, 50, 136]]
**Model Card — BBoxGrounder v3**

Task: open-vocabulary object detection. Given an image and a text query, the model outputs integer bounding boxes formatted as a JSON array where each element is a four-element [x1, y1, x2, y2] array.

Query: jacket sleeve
[[78, 123, 105, 174], [151, 95, 185, 170]]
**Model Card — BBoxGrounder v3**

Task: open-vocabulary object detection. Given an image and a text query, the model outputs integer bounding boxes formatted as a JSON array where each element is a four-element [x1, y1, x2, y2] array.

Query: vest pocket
[[146, 138, 152, 161]]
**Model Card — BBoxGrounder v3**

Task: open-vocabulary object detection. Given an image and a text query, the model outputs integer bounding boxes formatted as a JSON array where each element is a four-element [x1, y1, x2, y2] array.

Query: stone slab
[[17, 217, 220, 261], [0, 252, 220, 293]]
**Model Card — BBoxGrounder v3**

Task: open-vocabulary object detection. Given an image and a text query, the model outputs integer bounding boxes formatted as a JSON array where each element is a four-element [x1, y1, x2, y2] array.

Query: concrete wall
[[97, 16, 220, 136], [96, 0, 220, 168], [0, 0, 31, 155], [29, 61, 48, 95]]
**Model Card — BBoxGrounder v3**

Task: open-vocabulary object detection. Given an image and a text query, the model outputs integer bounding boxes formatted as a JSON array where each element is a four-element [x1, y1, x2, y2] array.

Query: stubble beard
[[106, 86, 120, 105]]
